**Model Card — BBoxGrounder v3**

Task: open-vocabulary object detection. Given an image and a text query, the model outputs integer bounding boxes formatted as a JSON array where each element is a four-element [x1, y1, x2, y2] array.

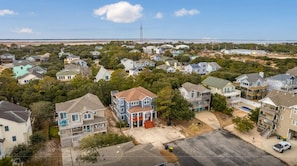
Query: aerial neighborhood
[[0, 41, 297, 166]]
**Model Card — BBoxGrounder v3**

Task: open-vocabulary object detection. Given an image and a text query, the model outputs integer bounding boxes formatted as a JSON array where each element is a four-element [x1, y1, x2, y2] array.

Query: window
[[294, 110, 297, 114], [72, 114, 79, 122], [120, 100, 124, 106], [144, 98, 150, 105], [292, 120, 297, 127], [131, 101, 139, 106], [84, 113, 91, 120], [191, 91, 195, 98], [60, 112, 67, 119], [4, 126, 9, 131], [12, 136, 16, 142]]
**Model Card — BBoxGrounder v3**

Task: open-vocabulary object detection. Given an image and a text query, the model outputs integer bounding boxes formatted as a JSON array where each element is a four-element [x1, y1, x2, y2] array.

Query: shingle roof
[[266, 74, 293, 81], [264, 90, 297, 106], [56, 70, 80, 76], [127, 106, 154, 113], [55, 93, 105, 113], [182, 82, 210, 92], [115, 87, 157, 102], [202, 76, 231, 89], [287, 67, 297, 77], [96, 141, 167, 166], [237, 73, 263, 83], [0, 101, 30, 123]]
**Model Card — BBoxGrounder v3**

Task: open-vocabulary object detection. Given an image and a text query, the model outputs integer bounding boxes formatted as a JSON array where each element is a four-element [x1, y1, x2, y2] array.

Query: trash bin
[[164, 144, 168, 150]]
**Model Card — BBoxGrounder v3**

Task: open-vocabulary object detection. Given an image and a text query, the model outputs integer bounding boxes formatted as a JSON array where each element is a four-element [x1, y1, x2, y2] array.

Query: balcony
[[59, 119, 68, 127], [261, 107, 277, 116]]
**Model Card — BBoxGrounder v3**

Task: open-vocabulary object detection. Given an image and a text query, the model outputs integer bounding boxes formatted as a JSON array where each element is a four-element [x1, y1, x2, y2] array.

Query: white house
[[121, 58, 134, 71], [94, 67, 112, 82], [184, 62, 207, 74], [265, 74, 297, 93], [206, 62, 221, 74], [0, 101, 32, 159]]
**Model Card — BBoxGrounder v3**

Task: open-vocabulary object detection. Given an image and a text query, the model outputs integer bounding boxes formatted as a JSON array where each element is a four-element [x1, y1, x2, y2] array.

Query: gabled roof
[[208, 62, 221, 69], [95, 67, 111, 81], [97, 141, 166, 166], [236, 73, 263, 83], [287, 67, 297, 77], [55, 93, 105, 113], [261, 90, 297, 107], [189, 64, 201, 69], [56, 70, 80, 76], [0, 101, 30, 123], [202, 76, 231, 89], [182, 82, 210, 92], [115, 86, 157, 102]]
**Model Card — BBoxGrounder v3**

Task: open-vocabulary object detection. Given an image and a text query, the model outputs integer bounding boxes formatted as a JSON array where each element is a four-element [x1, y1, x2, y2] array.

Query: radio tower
[[140, 24, 143, 42]]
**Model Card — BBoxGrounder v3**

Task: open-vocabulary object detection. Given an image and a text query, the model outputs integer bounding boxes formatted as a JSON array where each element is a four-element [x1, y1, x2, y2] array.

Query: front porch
[[127, 106, 156, 128]]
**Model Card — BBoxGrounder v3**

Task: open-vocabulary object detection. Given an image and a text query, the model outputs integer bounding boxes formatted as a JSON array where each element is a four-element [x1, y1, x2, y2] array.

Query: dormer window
[[144, 98, 150, 105], [84, 113, 91, 120]]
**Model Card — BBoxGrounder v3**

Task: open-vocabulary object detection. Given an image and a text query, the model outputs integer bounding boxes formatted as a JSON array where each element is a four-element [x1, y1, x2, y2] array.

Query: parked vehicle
[[273, 141, 291, 153]]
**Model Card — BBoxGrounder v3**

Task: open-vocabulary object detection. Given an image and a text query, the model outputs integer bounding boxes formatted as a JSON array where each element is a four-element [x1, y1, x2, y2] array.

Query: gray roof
[[93, 141, 167, 166], [202, 76, 231, 89], [56, 70, 80, 76], [287, 67, 297, 77], [95, 67, 111, 81], [264, 90, 297, 106], [236, 73, 263, 83], [55, 93, 105, 114], [182, 82, 210, 92], [208, 62, 221, 69], [266, 74, 294, 81], [0, 101, 30, 123], [190, 64, 200, 69]]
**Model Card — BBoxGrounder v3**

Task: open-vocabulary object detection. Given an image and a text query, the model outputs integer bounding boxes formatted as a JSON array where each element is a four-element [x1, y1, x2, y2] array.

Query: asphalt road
[[167, 129, 287, 166]]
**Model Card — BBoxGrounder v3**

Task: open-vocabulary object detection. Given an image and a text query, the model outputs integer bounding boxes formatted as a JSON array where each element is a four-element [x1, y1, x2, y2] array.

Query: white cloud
[[15, 28, 33, 34], [155, 12, 163, 19], [0, 9, 16, 16], [93, 1, 143, 23], [175, 8, 199, 17]]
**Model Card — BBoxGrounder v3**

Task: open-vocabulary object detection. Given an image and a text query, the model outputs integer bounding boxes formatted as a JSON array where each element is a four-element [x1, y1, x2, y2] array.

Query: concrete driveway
[[167, 130, 287, 166], [195, 111, 221, 129], [122, 126, 185, 149]]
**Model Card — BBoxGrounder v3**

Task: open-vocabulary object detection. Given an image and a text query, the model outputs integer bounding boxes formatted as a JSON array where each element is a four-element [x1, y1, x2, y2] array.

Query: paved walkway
[[195, 111, 221, 129]]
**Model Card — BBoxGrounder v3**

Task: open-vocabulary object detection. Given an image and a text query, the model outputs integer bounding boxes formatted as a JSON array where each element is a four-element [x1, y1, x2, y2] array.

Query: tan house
[[257, 90, 297, 140], [56, 93, 107, 147], [0, 101, 32, 159], [179, 82, 211, 112]]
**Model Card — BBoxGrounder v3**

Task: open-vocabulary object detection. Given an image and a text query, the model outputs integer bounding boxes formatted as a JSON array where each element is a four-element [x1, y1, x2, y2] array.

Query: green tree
[[0, 156, 13, 166], [10, 144, 33, 164], [211, 94, 227, 112], [30, 101, 54, 130], [30, 131, 47, 148], [155, 86, 174, 122], [248, 108, 260, 123], [232, 117, 254, 133]]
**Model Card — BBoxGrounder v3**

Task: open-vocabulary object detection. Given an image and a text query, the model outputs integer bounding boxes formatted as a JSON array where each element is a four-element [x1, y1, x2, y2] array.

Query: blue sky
[[0, 0, 296, 40]]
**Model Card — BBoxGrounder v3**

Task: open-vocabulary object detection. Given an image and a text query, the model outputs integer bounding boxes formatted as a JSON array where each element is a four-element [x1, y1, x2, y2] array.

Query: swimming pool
[[241, 106, 253, 112]]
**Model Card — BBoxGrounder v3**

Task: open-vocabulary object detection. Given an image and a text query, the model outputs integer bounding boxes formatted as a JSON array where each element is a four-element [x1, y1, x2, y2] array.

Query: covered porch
[[127, 106, 156, 128]]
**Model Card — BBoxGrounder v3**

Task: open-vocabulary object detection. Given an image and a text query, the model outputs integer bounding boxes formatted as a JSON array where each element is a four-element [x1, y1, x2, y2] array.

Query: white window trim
[[60, 112, 67, 120], [84, 113, 92, 120], [71, 114, 79, 122]]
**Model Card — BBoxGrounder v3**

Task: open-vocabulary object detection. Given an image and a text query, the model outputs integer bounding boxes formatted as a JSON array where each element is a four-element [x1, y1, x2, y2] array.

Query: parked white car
[[273, 141, 292, 153]]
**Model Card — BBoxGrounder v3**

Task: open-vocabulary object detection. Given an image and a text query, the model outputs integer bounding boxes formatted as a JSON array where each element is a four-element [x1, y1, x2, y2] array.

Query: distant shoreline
[[1, 38, 297, 46]]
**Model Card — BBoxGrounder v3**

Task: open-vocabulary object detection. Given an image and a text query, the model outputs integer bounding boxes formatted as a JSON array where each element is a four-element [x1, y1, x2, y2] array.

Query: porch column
[[131, 113, 133, 129], [137, 112, 139, 127], [142, 112, 145, 127], [151, 111, 153, 121]]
